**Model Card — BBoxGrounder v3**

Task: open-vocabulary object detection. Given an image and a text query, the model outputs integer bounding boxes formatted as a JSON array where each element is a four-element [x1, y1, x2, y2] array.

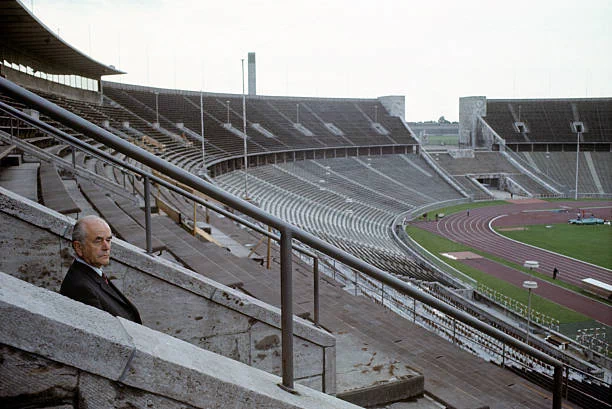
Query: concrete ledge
[[0, 272, 360, 409], [336, 375, 424, 408], [0, 272, 134, 381]]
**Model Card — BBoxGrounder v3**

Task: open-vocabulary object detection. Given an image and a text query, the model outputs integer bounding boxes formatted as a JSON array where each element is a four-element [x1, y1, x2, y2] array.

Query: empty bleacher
[[519, 151, 612, 195], [484, 98, 612, 144], [215, 154, 462, 281], [429, 151, 561, 197], [102, 83, 419, 160]]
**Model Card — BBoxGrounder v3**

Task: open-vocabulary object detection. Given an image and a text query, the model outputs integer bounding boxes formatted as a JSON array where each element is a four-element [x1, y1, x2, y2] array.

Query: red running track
[[416, 199, 612, 325]]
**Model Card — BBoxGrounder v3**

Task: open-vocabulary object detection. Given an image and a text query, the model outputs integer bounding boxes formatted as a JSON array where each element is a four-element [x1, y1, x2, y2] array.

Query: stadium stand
[[103, 83, 419, 156], [215, 155, 464, 281], [458, 97, 611, 197], [484, 98, 612, 144], [518, 151, 610, 195]]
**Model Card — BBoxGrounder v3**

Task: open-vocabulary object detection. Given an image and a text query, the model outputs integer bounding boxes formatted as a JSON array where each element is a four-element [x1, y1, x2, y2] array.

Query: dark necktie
[[102, 273, 109, 285]]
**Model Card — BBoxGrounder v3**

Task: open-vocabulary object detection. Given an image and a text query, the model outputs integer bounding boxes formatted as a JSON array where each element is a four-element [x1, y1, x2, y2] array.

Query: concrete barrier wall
[[0, 187, 335, 393], [0, 273, 358, 409]]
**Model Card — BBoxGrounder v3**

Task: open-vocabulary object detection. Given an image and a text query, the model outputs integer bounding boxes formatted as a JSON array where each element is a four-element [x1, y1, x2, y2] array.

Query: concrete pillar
[[248, 52, 256, 96], [459, 96, 486, 148]]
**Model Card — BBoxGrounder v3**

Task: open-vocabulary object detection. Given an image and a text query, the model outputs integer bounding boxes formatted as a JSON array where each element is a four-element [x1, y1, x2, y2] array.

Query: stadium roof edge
[[486, 97, 612, 103], [0, 0, 124, 78], [102, 80, 388, 102]]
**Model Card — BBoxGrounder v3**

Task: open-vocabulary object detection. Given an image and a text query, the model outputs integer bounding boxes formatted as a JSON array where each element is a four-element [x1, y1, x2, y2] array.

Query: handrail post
[[553, 365, 563, 409], [193, 200, 197, 236], [563, 365, 569, 399], [71, 146, 76, 168], [144, 175, 152, 254], [313, 257, 320, 326], [267, 225, 272, 270], [280, 227, 294, 391]]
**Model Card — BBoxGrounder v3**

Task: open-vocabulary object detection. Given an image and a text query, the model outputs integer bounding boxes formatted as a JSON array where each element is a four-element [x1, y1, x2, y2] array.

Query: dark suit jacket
[[60, 260, 142, 324]]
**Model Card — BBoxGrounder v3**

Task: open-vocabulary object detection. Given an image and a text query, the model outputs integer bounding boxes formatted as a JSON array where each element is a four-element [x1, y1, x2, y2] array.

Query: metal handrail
[[0, 77, 565, 407]]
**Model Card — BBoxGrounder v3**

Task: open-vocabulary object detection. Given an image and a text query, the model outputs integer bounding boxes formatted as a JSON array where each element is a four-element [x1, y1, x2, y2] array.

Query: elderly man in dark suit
[[60, 215, 142, 324]]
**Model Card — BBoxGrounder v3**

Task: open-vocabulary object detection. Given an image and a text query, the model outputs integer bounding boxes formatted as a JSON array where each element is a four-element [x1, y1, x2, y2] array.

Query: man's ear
[[73, 241, 83, 257]]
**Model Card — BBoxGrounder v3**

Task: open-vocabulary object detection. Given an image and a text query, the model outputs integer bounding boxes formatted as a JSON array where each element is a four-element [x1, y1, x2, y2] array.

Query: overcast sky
[[26, 0, 612, 121]]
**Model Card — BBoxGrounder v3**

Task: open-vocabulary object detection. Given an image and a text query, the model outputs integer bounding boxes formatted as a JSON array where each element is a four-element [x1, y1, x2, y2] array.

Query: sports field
[[496, 223, 611, 269], [407, 200, 612, 329], [406, 224, 590, 324]]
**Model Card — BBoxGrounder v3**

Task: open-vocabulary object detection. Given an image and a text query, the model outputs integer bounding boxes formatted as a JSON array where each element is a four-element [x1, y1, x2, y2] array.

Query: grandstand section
[[215, 154, 464, 281], [102, 82, 419, 164], [456, 96, 611, 198], [427, 150, 559, 199], [517, 151, 612, 196], [484, 98, 612, 146]]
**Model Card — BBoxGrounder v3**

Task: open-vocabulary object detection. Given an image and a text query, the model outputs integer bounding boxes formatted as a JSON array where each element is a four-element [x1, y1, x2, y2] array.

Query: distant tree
[[438, 116, 450, 124]]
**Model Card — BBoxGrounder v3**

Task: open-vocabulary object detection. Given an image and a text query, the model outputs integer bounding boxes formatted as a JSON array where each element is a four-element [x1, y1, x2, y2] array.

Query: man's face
[[74, 219, 112, 268]]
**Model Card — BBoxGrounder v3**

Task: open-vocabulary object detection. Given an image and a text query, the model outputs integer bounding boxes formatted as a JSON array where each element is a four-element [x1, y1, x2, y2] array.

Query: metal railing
[[476, 283, 561, 331], [0, 77, 566, 407], [329, 266, 611, 408]]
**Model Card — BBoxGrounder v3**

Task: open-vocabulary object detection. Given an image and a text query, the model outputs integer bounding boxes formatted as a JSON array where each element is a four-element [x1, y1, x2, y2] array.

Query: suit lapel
[[77, 261, 130, 306]]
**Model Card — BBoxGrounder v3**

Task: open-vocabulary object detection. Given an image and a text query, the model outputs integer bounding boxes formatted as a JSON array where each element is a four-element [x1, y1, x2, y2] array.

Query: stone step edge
[[336, 374, 425, 408]]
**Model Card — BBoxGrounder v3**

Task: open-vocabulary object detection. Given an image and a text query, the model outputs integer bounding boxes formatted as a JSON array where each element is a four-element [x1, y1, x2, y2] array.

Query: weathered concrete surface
[[0, 273, 361, 409], [120, 318, 340, 409], [78, 372, 199, 409], [0, 187, 336, 392], [0, 273, 134, 380], [0, 344, 78, 408], [337, 376, 425, 408], [0, 163, 39, 201], [335, 332, 422, 395]]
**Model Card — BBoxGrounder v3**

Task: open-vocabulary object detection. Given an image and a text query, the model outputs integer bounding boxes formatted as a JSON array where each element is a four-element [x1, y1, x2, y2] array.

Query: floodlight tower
[[572, 121, 584, 200]]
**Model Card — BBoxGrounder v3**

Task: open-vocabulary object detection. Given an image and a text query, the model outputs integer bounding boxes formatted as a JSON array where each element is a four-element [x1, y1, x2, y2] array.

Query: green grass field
[[496, 224, 612, 269], [415, 201, 505, 221], [406, 225, 591, 324], [422, 135, 459, 146]]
